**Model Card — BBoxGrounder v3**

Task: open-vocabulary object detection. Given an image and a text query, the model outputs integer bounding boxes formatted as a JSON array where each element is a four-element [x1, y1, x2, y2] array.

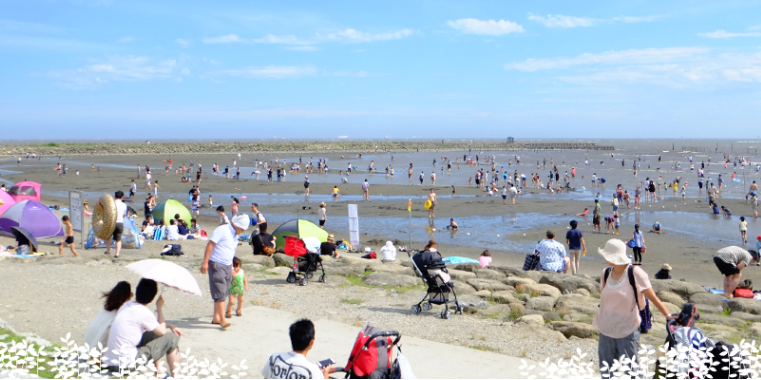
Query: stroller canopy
[[152, 199, 192, 224], [272, 219, 328, 249], [0, 200, 63, 239]]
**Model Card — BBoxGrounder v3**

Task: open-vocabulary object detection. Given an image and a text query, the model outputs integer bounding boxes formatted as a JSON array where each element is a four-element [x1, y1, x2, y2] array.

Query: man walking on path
[[201, 215, 250, 329]]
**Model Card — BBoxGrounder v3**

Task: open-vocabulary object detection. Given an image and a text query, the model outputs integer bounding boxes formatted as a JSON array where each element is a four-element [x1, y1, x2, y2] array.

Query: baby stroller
[[334, 323, 412, 379], [284, 235, 327, 286], [410, 249, 463, 319]]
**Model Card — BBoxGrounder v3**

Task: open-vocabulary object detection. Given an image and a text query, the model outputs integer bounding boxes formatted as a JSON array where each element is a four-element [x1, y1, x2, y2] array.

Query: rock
[[272, 253, 291, 267], [749, 323, 761, 337], [363, 272, 418, 287], [493, 266, 544, 282], [697, 313, 746, 327], [492, 290, 522, 305], [527, 296, 556, 312], [542, 311, 562, 322], [516, 283, 562, 301], [727, 298, 761, 315], [458, 294, 490, 308], [463, 305, 480, 314], [339, 256, 369, 266], [651, 280, 707, 299], [267, 267, 293, 276], [539, 273, 600, 296], [574, 288, 591, 297], [452, 263, 481, 272], [451, 280, 477, 295], [243, 263, 264, 271], [515, 324, 567, 342], [475, 268, 506, 280], [555, 294, 599, 316], [247, 255, 275, 268], [466, 278, 512, 293], [324, 264, 368, 276], [448, 269, 476, 281], [503, 276, 537, 287], [366, 263, 416, 276], [474, 290, 492, 298], [695, 323, 738, 341], [480, 304, 512, 317], [508, 303, 525, 315], [688, 293, 726, 307], [517, 314, 545, 325], [661, 302, 682, 315], [550, 321, 598, 339], [729, 311, 761, 322], [518, 293, 531, 302], [656, 291, 684, 306]]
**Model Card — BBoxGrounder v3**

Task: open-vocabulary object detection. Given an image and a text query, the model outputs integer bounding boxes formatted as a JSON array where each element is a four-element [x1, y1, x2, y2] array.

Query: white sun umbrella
[[125, 259, 202, 296]]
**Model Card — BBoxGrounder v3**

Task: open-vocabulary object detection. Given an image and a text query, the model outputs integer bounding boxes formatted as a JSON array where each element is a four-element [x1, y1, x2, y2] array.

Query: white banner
[[348, 204, 359, 246], [69, 191, 84, 232]]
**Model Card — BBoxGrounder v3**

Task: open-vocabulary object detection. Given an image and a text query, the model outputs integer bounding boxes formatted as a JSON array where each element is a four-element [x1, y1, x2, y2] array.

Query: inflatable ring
[[424, 200, 432, 210], [92, 194, 117, 240]]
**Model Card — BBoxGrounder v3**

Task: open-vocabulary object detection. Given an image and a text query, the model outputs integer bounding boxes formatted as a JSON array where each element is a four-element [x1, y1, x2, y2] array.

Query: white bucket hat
[[598, 239, 631, 265], [231, 214, 250, 231]]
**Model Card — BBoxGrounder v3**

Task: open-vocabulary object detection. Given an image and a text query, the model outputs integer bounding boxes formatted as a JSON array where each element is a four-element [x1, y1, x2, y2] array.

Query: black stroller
[[410, 249, 463, 319], [284, 236, 327, 286]]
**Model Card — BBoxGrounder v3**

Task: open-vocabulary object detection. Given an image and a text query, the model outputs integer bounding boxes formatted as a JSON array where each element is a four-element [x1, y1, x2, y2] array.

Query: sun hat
[[328, 234, 334, 241], [598, 239, 631, 265], [661, 263, 672, 271], [757, 234, 761, 240], [231, 215, 250, 231], [320, 202, 326, 207]]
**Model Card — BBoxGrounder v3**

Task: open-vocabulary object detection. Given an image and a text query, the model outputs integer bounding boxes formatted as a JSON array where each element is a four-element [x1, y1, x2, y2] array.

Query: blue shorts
[[613, 206, 619, 211]]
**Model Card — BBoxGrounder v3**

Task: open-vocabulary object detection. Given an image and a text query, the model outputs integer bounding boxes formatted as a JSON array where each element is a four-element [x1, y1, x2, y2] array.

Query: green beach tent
[[152, 199, 192, 224], [272, 219, 328, 249]]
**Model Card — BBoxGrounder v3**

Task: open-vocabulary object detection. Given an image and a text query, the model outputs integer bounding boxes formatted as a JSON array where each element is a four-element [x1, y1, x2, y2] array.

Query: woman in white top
[[83, 281, 132, 354], [380, 240, 397, 261], [318, 202, 327, 228]]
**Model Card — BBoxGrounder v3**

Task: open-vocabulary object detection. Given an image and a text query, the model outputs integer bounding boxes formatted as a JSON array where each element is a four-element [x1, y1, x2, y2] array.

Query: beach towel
[[442, 256, 479, 265]]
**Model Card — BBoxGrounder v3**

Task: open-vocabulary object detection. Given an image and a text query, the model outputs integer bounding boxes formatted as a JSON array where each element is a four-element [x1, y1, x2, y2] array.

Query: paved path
[[175, 305, 535, 379]]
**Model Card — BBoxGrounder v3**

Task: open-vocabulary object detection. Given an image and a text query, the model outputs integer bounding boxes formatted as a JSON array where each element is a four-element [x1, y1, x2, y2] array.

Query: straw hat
[[320, 202, 326, 207], [661, 263, 672, 271], [328, 234, 334, 241], [598, 239, 631, 265]]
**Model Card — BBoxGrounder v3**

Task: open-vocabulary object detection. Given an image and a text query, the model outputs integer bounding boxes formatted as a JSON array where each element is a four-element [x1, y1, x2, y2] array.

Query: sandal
[[236, 311, 242, 317], [221, 322, 231, 329], [225, 313, 232, 318]]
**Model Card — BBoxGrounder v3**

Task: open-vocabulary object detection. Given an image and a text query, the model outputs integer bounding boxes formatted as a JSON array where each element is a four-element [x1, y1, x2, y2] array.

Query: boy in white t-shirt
[[262, 319, 331, 379], [104, 279, 184, 377]]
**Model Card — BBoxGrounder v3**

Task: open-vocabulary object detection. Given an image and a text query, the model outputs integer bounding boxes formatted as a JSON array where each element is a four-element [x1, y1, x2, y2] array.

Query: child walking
[[740, 216, 748, 244], [153, 180, 161, 199], [226, 257, 248, 318], [58, 215, 79, 257]]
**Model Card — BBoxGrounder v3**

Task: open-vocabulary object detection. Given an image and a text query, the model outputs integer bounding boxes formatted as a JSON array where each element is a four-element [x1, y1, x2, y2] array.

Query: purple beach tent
[[0, 200, 63, 239]]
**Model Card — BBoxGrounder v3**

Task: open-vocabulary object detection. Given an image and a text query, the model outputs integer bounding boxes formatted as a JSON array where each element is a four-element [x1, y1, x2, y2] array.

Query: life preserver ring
[[92, 194, 117, 239]]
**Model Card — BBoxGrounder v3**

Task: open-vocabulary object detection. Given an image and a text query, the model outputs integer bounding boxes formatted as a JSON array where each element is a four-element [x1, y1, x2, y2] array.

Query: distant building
[[506, 137, 515, 143]]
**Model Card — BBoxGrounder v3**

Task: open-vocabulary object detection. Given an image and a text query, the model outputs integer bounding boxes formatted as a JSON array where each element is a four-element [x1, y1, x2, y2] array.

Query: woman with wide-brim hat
[[593, 239, 675, 378]]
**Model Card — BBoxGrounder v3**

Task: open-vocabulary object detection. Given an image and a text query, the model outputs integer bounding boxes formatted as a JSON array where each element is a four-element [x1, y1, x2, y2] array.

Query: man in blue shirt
[[565, 220, 586, 275]]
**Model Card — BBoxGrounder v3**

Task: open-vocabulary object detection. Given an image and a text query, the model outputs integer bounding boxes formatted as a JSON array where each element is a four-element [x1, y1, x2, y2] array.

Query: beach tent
[[86, 217, 142, 249], [272, 219, 328, 249], [0, 191, 16, 217], [152, 199, 191, 224], [0, 200, 63, 238], [8, 181, 41, 203]]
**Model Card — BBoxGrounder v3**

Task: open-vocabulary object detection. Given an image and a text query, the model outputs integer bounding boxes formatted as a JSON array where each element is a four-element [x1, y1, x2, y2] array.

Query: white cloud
[[212, 65, 317, 79], [203, 28, 413, 46], [698, 30, 761, 38], [48, 55, 187, 89], [528, 13, 663, 28], [505, 47, 707, 71], [528, 14, 597, 28], [0, 19, 60, 33], [446, 18, 524, 35], [284, 46, 319, 52], [176, 38, 191, 47], [202, 34, 246, 44], [749, 25, 761, 31], [118, 36, 134, 43]]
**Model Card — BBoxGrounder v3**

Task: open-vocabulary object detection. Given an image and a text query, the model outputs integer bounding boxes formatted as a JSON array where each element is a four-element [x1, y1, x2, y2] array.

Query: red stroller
[[335, 324, 405, 379], [284, 235, 326, 286]]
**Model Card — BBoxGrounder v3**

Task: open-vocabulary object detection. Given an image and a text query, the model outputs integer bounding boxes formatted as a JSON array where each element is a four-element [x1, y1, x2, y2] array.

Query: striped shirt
[[714, 246, 753, 266]]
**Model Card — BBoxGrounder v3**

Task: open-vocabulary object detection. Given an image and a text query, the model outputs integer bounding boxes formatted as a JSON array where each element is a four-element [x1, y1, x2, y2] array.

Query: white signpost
[[69, 191, 85, 247], [348, 204, 360, 249]]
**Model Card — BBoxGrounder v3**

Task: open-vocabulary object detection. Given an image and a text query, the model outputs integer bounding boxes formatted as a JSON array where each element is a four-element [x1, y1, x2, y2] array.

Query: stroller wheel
[[286, 272, 296, 284], [441, 310, 451, 319], [411, 304, 422, 315], [455, 303, 464, 314], [318, 274, 327, 283], [299, 277, 308, 286], [307, 272, 314, 279], [422, 302, 432, 311]]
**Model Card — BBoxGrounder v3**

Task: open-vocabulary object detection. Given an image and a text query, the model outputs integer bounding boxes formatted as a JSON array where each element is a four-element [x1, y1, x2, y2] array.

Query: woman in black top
[[144, 195, 155, 218], [319, 234, 339, 258]]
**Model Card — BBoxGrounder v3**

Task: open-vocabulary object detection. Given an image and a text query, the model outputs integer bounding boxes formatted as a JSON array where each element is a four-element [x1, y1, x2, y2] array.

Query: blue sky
[[2, 0, 760, 140]]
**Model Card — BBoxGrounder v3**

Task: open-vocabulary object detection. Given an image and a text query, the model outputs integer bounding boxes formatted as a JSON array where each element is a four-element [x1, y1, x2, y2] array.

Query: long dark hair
[[103, 281, 132, 312]]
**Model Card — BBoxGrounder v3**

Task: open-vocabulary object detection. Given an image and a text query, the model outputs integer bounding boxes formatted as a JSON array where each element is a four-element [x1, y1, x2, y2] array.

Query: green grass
[[340, 298, 364, 305], [469, 344, 497, 352], [507, 305, 523, 321], [0, 328, 58, 378], [44, 142, 59, 147], [343, 270, 373, 287]]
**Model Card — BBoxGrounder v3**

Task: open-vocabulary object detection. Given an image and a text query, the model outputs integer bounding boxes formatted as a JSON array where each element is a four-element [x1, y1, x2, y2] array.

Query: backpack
[[734, 288, 754, 298], [604, 265, 652, 334]]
